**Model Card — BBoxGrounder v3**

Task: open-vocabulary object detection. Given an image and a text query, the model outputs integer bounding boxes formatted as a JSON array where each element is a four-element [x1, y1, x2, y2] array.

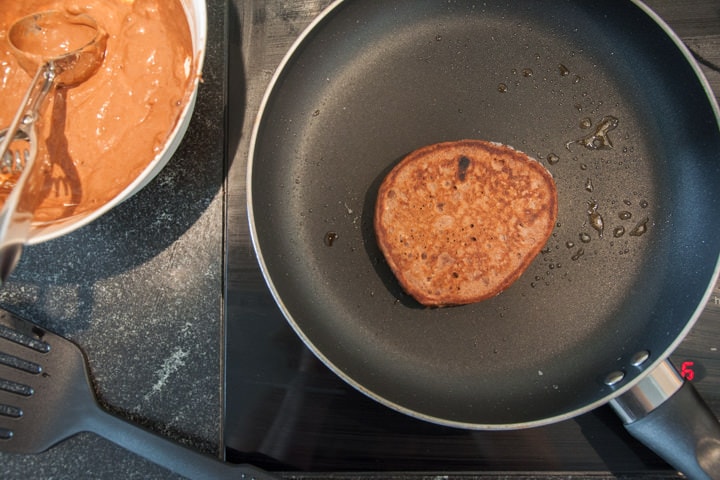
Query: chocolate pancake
[[374, 140, 558, 307]]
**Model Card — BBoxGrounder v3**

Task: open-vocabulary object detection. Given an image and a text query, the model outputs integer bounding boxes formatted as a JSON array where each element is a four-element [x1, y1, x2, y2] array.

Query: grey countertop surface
[[2, 0, 720, 479]]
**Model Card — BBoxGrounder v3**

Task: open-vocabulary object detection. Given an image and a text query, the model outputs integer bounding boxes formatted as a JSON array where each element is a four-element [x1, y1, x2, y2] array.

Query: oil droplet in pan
[[587, 200, 604, 238], [558, 64, 570, 76], [547, 153, 559, 165], [566, 115, 619, 151], [613, 226, 625, 238], [498, 83, 508, 93], [324, 231, 339, 246], [584, 178, 593, 192], [629, 217, 649, 237]]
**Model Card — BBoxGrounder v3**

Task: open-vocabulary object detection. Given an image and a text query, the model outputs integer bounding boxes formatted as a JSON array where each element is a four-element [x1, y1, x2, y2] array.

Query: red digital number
[[680, 361, 695, 381]]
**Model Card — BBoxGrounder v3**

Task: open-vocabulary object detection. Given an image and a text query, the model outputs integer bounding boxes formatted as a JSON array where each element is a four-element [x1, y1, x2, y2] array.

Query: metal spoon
[[0, 10, 107, 284]]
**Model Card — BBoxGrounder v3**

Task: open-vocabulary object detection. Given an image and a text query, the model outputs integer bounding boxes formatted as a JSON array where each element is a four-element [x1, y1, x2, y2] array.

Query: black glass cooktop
[[223, 272, 719, 476]]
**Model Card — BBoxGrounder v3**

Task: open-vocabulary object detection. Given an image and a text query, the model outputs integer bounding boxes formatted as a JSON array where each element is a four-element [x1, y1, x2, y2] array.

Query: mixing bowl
[[27, 0, 207, 243]]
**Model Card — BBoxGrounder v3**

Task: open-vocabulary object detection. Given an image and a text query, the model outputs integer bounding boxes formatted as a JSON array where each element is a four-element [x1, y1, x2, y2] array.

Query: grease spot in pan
[[629, 217, 649, 237], [324, 231, 339, 247]]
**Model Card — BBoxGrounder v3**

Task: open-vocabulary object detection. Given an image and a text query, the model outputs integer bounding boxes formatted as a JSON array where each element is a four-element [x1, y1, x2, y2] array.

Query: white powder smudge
[[143, 347, 190, 401]]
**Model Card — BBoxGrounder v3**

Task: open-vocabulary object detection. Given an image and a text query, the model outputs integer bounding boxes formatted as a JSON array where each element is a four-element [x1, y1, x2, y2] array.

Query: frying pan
[[247, 0, 720, 477]]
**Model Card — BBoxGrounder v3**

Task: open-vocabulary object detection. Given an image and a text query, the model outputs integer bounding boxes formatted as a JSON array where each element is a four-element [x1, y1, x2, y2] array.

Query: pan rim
[[246, 0, 720, 430]]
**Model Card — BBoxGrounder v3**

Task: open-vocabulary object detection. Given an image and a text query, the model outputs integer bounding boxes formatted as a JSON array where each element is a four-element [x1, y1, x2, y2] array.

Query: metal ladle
[[0, 10, 107, 284]]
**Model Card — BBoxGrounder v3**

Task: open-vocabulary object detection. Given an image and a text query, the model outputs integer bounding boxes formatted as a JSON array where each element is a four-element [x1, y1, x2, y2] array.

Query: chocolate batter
[[0, 0, 194, 228]]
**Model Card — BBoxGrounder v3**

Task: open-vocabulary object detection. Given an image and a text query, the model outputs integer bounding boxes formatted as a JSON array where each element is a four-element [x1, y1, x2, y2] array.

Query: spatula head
[[0, 308, 98, 453]]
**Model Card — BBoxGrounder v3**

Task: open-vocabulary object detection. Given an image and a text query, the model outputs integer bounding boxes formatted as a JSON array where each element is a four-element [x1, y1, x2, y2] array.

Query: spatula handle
[[85, 405, 279, 480]]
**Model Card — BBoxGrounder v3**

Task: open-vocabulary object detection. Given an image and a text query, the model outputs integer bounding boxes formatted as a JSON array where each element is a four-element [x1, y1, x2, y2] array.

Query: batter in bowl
[[0, 0, 194, 228]]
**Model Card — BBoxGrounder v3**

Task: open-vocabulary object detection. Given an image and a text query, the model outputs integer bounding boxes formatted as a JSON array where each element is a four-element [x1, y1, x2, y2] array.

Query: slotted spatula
[[0, 308, 278, 480]]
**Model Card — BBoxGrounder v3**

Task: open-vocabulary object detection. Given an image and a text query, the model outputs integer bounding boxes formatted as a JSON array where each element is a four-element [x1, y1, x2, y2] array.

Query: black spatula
[[0, 308, 277, 480]]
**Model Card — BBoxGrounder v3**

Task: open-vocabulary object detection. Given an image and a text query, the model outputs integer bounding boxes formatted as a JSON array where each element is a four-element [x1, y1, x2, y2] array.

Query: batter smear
[[0, 0, 194, 229]]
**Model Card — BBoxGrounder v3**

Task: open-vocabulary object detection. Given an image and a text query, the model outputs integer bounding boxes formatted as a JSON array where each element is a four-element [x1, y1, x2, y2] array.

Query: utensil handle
[[611, 360, 720, 480], [0, 63, 51, 161], [85, 405, 279, 480], [0, 63, 54, 284]]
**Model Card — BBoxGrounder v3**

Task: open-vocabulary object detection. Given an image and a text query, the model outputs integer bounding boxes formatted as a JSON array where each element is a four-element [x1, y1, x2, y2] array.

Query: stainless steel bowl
[[28, 0, 207, 243]]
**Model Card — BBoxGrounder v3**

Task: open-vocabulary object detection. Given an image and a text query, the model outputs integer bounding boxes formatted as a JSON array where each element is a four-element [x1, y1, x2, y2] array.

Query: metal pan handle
[[610, 360, 720, 480]]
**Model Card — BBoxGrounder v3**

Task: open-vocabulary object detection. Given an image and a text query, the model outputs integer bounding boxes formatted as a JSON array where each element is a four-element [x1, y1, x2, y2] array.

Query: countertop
[[2, 0, 720, 479]]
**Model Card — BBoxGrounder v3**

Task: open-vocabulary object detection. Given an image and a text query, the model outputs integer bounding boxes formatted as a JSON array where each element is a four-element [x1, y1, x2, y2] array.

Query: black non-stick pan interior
[[248, 0, 720, 427]]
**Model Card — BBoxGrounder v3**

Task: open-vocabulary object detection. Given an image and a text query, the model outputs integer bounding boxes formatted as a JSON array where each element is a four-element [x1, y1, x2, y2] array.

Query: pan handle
[[610, 360, 720, 480]]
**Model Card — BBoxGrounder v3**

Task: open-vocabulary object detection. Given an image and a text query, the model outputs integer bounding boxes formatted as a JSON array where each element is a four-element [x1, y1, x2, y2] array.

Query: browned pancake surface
[[374, 140, 558, 307]]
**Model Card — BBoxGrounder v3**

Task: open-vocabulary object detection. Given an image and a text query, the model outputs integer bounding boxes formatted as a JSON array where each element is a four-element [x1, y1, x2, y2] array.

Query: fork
[[0, 307, 279, 480]]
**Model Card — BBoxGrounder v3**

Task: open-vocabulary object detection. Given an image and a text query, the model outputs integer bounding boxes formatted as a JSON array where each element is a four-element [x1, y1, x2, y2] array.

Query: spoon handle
[[0, 63, 55, 283], [0, 63, 53, 161]]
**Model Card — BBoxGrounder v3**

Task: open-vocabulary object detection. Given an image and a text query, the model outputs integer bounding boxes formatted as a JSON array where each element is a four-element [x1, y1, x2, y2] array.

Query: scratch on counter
[[143, 347, 190, 401], [179, 321, 193, 336]]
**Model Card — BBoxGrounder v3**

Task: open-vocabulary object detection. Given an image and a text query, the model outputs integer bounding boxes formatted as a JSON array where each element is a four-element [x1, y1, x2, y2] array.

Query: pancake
[[374, 140, 558, 307]]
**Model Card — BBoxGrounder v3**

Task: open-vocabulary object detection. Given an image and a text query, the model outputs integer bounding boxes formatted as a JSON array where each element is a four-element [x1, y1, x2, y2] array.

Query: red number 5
[[680, 361, 695, 381]]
